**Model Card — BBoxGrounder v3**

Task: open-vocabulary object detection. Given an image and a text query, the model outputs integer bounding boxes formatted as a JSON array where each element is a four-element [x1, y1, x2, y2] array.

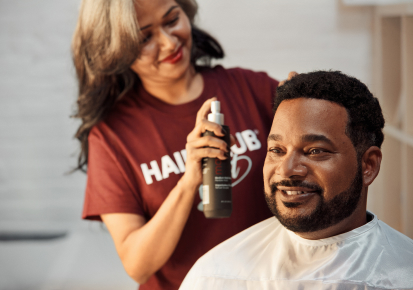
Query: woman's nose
[[158, 28, 177, 50], [276, 152, 307, 179]]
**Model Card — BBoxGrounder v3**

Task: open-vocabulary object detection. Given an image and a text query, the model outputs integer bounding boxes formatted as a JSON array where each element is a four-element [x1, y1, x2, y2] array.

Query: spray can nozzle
[[208, 100, 224, 125]]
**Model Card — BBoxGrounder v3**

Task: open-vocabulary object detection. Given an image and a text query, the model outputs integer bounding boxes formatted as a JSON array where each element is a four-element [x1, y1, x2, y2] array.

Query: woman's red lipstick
[[161, 46, 183, 64]]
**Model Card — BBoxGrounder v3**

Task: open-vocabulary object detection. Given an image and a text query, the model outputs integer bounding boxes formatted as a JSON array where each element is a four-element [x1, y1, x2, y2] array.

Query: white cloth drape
[[180, 212, 413, 290]]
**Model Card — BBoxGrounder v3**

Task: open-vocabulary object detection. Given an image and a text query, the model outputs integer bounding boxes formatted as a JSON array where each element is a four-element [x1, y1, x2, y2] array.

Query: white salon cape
[[180, 212, 413, 290]]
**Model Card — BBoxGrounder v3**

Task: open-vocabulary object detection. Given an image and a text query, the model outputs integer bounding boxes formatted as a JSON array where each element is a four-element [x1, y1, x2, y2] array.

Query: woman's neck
[[139, 66, 204, 105]]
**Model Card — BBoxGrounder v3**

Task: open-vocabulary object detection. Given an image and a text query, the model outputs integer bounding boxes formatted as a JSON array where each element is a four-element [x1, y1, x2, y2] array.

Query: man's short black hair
[[274, 71, 385, 156]]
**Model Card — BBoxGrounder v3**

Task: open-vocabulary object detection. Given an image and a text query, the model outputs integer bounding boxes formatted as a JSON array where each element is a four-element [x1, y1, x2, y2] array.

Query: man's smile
[[277, 187, 320, 203]]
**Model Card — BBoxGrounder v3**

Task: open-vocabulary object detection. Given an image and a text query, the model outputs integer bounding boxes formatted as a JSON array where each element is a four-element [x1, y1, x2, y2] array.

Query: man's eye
[[269, 148, 282, 154], [309, 148, 324, 155]]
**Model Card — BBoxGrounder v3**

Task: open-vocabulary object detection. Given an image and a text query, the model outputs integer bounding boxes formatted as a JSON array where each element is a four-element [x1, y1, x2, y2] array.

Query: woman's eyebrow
[[140, 6, 179, 31], [163, 5, 179, 18]]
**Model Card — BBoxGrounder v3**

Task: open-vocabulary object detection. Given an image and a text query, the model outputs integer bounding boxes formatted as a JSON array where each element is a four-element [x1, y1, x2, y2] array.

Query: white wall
[[196, 0, 374, 87], [0, 0, 85, 228], [0, 0, 375, 288]]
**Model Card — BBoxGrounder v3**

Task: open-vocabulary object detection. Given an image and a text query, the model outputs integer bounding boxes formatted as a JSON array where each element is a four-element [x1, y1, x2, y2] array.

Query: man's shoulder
[[376, 219, 413, 260], [180, 217, 283, 286], [354, 218, 413, 288]]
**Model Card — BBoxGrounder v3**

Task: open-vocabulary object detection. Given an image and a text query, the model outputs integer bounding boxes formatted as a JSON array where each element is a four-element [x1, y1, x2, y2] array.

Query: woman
[[72, 0, 278, 289]]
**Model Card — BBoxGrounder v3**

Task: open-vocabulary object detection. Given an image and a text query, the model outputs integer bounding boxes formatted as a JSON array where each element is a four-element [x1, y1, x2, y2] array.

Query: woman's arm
[[101, 98, 229, 284], [101, 177, 198, 284]]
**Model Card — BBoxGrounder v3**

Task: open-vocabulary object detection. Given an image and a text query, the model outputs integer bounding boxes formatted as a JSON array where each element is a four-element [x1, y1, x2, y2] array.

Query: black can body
[[202, 125, 232, 218]]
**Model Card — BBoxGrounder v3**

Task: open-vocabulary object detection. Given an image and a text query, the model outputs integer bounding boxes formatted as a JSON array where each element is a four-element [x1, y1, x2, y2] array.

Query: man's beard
[[264, 164, 363, 233]]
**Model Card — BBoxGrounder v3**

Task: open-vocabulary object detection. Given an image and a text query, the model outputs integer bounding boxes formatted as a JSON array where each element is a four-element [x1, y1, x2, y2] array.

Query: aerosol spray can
[[202, 101, 232, 218]]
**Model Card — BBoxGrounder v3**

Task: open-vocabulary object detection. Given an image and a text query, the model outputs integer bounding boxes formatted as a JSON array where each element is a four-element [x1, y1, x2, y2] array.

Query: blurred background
[[1, 0, 412, 289]]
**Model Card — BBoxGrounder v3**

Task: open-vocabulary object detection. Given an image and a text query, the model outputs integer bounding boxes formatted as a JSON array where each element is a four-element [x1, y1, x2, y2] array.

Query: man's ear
[[361, 146, 382, 186]]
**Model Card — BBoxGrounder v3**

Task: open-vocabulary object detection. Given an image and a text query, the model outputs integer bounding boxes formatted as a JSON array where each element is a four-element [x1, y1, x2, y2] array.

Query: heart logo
[[197, 153, 252, 211]]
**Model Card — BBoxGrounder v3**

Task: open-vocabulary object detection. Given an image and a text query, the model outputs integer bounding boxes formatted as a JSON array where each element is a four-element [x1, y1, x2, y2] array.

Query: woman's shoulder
[[200, 65, 269, 76], [90, 89, 139, 135], [200, 65, 278, 86]]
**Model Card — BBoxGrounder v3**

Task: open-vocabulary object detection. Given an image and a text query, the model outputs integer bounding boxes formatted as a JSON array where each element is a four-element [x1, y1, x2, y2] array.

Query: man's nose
[[158, 28, 177, 51], [276, 152, 307, 179]]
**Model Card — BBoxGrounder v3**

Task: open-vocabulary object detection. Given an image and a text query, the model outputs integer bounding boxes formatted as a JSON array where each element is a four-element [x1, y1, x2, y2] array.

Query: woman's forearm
[[103, 174, 199, 284]]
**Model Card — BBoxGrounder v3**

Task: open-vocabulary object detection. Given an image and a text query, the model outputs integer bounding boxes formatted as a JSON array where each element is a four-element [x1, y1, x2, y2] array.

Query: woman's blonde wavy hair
[[72, 0, 223, 172]]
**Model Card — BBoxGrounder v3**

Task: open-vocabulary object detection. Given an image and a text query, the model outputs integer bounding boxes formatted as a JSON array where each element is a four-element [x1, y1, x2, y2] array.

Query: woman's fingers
[[287, 71, 298, 80], [187, 119, 225, 142], [278, 71, 299, 87], [186, 143, 228, 161], [229, 134, 236, 147], [186, 133, 229, 164], [189, 147, 228, 161], [188, 135, 228, 153]]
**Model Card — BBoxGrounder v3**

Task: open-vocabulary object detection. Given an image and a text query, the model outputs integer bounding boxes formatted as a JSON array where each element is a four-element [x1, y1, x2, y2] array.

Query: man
[[179, 71, 413, 289]]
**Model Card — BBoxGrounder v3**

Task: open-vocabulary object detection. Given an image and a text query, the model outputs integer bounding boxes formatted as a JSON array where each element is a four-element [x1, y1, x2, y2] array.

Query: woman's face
[[131, 0, 193, 83]]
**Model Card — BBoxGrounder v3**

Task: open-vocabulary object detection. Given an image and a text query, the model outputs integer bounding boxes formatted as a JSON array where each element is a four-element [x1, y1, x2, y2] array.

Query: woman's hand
[[180, 97, 229, 191], [278, 71, 298, 87]]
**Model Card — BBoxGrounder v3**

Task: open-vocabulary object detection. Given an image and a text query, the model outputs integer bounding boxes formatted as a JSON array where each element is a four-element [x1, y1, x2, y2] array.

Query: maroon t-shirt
[[83, 65, 278, 289]]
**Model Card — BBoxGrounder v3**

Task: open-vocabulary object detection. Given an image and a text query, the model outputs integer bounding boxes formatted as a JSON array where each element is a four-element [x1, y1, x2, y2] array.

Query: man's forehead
[[271, 98, 349, 141], [275, 97, 346, 113]]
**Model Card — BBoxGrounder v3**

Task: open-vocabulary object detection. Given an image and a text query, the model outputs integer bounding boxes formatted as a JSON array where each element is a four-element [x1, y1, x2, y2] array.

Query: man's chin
[[264, 191, 323, 233], [268, 199, 323, 233], [274, 212, 318, 233], [282, 201, 304, 208]]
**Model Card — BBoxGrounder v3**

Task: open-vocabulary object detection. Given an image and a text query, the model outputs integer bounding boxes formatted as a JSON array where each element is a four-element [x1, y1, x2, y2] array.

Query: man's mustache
[[270, 179, 323, 195]]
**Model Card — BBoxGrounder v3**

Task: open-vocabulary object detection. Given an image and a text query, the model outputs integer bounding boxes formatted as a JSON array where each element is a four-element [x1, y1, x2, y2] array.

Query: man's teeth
[[284, 190, 308, 195]]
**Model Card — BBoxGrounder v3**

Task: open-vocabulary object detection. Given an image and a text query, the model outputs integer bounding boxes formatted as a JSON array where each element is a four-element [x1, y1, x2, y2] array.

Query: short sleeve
[[240, 68, 279, 104], [226, 66, 279, 120], [82, 125, 144, 221]]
